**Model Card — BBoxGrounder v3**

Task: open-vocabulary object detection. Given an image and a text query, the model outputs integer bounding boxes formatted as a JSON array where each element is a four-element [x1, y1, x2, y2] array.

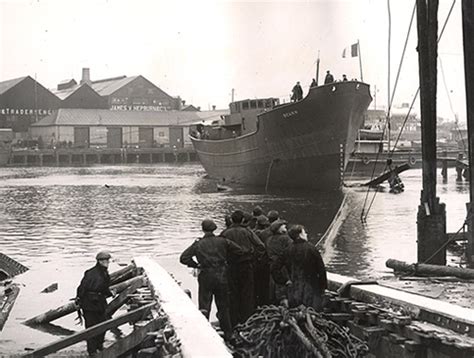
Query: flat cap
[[96, 251, 111, 260], [201, 219, 217, 232]]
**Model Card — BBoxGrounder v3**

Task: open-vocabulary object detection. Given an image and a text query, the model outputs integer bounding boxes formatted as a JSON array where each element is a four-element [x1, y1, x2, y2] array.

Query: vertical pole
[[357, 40, 363, 82], [374, 85, 377, 110], [416, 0, 446, 265], [387, 0, 392, 152], [316, 51, 320, 86], [462, 0, 474, 267], [231, 88, 235, 103]]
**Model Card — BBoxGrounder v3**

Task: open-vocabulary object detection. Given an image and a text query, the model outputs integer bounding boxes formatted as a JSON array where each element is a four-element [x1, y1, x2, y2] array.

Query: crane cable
[[362, 0, 457, 222]]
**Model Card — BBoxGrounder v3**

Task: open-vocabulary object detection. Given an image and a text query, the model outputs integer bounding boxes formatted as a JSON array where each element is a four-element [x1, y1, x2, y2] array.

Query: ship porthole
[[331, 86, 336, 92], [409, 156, 417, 166], [356, 84, 360, 90], [362, 157, 370, 165]]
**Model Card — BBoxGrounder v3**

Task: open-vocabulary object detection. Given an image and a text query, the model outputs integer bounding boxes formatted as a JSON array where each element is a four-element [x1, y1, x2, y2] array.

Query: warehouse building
[[30, 108, 227, 149], [51, 80, 107, 109], [0, 76, 60, 135]]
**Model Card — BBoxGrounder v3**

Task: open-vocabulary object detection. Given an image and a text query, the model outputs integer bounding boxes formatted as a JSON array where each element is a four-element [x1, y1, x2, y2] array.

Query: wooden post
[[416, 0, 446, 265], [24, 303, 156, 357], [462, 0, 474, 267], [441, 150, 448, 181]]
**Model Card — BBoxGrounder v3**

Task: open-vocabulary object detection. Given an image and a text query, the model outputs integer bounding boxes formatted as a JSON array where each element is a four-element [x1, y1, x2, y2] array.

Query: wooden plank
[[110, 264, 136, 285], [106, 276, 146, 317], [134, 256, 232, 358], [97, 318, 164, 358], [24, 301, 77, 326], [23, 303, 156, 357], [364, 163, 411, 187], [110, 275, 144, 294]]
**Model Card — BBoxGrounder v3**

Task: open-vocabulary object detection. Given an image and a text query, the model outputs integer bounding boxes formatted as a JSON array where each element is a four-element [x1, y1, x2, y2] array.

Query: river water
[[0, 164, 470, 355]]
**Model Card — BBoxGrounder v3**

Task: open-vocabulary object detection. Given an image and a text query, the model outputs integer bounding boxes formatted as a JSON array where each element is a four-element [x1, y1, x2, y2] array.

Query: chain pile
[[231, 305, 369, 358]]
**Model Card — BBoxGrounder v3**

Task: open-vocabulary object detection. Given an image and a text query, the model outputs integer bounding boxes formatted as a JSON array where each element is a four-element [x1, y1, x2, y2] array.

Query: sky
[[0, 0, 467, 123]]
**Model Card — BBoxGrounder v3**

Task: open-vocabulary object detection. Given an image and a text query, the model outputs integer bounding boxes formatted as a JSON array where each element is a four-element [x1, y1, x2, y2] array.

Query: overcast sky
[[0, 0, 467, 123]]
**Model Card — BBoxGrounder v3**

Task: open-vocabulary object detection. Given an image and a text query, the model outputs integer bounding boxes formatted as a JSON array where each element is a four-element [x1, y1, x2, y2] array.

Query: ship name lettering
[[282, 110, 298, 119]]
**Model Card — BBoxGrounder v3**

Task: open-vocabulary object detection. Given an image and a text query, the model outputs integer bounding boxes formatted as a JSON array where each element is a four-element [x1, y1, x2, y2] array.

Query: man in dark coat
[[222, 210, 265, 326], [272, 225, 327, 310], [324, 70, 334, 84], [266, 220, 293, 304], [76, 251, 114, 356], [180, 219, 244, 340], [291, 81, 303, 102], [253, 215, 271, 306]]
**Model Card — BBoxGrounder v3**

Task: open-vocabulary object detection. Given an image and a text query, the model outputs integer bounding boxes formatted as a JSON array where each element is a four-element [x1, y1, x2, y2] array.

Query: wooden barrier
[[23, 303, 155, 357]]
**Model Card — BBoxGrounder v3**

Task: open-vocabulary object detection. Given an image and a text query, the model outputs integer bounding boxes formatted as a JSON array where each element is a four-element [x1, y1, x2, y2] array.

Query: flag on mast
[[342, 43, 359, 58]]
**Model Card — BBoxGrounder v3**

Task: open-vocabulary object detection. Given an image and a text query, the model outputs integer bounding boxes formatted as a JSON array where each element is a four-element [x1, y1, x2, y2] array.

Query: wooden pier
[[7, 147, 198, 166]]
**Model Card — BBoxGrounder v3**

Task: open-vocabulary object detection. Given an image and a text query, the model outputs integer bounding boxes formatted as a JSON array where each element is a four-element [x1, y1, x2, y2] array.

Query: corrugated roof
[[51, 84, 81, 100], [0, 76, 27, 95], [91, 76, 138, 96], [51, 83, 99, 100], [31, 109, 229, 127]]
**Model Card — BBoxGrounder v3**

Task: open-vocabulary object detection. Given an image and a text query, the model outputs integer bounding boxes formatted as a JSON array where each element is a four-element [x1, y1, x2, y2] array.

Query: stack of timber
[[22, 258, 232, 357], [22, 262, 184, 357], [324, 273, 474, 358]]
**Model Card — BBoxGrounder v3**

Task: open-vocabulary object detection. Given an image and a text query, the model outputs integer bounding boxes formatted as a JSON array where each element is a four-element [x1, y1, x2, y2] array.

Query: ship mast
[[462, 0, 474, 267], [315, 51, 320, 86], [416, 0, 447, 265]]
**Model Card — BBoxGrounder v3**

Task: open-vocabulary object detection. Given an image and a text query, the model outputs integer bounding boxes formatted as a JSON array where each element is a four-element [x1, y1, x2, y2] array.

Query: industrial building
[[0, 76, 60, 135], [30, 108, 227, 149]]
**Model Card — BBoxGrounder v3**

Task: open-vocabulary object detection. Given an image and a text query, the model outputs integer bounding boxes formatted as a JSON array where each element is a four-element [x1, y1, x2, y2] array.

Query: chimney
[[80, 68, 91, 85], [212, 105, 216, 111]]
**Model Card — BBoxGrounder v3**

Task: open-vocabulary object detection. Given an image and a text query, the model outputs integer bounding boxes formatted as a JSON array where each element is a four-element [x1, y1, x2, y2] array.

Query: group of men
[[179, 207, 327, 341], [74, 207, 327, 354], [290, 70, 349, 102]]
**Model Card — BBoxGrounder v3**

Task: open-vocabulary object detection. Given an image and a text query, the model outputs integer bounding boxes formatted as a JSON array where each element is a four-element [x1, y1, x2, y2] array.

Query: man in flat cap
[[76, 251, 113, 356], [180, 219, 244, 340]]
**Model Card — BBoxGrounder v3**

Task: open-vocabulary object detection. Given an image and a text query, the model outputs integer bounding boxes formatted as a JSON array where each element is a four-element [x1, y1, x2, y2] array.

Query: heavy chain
[[231, 305, 369, 358]]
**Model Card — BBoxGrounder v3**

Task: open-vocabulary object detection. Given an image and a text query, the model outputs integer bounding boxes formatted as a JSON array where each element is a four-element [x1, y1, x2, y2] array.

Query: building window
[[250, 100, 257, 109], [159, 131, 165, 137], [242, 101, 249, 110], [257, 100, 264, 108]]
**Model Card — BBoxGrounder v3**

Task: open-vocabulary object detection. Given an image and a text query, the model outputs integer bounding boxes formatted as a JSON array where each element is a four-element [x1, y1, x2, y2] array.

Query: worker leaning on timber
[[76, 251, 115, 356], [180, 219, 244, 341], [272, 225, 328, 311]]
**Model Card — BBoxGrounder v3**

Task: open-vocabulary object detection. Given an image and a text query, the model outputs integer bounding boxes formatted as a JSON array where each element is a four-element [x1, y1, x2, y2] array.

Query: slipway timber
[[20, 257, 473, 357]]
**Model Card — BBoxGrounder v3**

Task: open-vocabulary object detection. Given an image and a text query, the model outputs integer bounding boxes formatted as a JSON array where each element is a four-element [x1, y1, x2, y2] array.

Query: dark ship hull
[[191, 81, 372, 190]]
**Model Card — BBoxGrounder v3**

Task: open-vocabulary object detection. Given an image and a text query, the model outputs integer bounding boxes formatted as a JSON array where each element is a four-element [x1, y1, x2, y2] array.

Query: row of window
[[232, 98, 279, 113]]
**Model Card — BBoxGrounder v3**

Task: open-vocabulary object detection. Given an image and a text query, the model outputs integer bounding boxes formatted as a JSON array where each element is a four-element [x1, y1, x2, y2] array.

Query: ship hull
[[191, 81, 372, 191]]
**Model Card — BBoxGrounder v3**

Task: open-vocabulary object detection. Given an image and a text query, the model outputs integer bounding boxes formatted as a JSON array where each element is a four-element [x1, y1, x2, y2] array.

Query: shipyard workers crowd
[[179, 207, 328, 341]]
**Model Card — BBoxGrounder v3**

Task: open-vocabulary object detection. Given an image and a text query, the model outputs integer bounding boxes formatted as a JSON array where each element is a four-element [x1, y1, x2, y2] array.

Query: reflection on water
[[0, 164, 469, 353]]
